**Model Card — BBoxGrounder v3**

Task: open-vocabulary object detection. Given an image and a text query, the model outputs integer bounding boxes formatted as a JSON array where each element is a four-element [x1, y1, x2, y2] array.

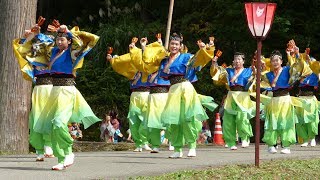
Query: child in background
[[108, 110, 124, 143], [69, 122, 83, 140], [100, 114, 115, 143], [197, 121, 212, 144]]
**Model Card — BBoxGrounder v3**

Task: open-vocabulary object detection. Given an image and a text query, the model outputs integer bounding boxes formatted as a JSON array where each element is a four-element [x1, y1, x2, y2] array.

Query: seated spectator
[[69, 122, 83, 140], [100, 115, 115, 143], [197, 121, 212, 144], [108, 110, 124, 143]]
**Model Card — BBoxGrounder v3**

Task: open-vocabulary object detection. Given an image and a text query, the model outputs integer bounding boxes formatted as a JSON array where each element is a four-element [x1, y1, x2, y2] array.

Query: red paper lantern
[[245, 2, 277, 39]]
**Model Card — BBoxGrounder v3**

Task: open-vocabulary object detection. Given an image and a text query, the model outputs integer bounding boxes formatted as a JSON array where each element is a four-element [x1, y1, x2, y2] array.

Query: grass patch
[[134, 158, 320, 179]]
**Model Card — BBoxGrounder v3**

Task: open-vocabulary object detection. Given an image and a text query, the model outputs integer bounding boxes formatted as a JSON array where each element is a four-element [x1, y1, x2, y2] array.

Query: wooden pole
[[164, 0, 175, 49], [255, 39, 262, 167]]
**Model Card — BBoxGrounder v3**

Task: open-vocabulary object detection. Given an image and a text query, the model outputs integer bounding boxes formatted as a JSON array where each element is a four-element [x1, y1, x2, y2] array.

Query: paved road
[[0, 144, 319, 179]]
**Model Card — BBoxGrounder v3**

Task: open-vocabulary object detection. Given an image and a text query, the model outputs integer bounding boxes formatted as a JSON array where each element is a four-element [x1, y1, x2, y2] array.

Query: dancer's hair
[[234, 52, 245, 61], [108, 110, 118, 120], [169, 33, 183, 43], [270, 50, 282, 60]]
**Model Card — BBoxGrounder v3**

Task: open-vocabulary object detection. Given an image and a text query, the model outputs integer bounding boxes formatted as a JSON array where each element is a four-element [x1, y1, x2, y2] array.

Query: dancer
[[128, 71, 153, 151], [259, 48, 310, 154], [34, 20, 101, 170], [130, 35, 217, 157], [159, 33, 218, 158], [287, 45, 319, 147], [107, 38, 162, 152], [211, 52, 255, 150], [129, 35, 170, 153]]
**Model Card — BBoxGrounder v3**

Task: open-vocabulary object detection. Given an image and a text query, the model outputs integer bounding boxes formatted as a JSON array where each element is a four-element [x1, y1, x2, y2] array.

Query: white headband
[[234, 55, 244, 59], [271, 54, 282, 60]]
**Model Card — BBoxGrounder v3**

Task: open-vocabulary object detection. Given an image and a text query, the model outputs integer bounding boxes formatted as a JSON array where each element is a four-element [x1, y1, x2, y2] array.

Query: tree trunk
[[0, 0, 36, 154]]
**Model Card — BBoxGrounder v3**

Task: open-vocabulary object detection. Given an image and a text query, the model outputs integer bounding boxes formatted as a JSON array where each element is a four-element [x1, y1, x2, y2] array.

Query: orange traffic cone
[[213, 113, 225, 145]]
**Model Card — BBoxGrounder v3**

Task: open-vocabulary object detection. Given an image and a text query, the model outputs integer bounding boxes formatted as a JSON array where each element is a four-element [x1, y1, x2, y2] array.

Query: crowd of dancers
[[12, 16, 319, 170]]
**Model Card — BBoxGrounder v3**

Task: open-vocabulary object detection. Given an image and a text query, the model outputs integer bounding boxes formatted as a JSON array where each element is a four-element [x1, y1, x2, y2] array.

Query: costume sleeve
[[289, 55, 313, 85], [260, 73, 272, 90], [210, 62, 229, 88], [301, 54, 320, 81], [261, 57, 271, 74], [12, 32, 55, 81], [109, 53, 137, 80], [143, 42, 167, 64], [189, 46, 215, 69], [309, 61, 320, 77], [12, 39, 34, 81], [290, 96, 311, 111], [130, 42, 167, 74], [70, 26, 100, 75], [287, 54, 296, 66]]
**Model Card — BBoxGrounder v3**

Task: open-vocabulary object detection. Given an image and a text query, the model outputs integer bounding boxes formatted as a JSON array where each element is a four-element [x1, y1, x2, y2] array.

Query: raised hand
[[221, 63, 227, 68], [132, 37, 138, 44], [31, 25, 40, 34], [58, 25, 69, 33], [28, 16, 45, 34], [305, 48, 311, 62], [24, 24, 40, 40], [286, 39, 296, 55], [107, 46, 113, 54], [156, 33, 162, 45], [305, 48, 310, 55], [129, 37, 138, 49], [23, 30, 33, 38], [106, 54, 112, 62], [156, 33, 161, 39], [197, 40, 205, 49], [212, 50, 222, 63], [208, 36, 215, 46], [106, 47, 113, 62], [140, 37, 148, 47], [212, 56, 218, 63]]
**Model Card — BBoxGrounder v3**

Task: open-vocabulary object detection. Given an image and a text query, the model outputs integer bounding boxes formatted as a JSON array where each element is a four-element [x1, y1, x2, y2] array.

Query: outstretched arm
[[70, 26, 100, 74], [12, 19, 53, 81], [130, 35, 167, 74], [189, 37, 216, 69], [209, 52, 228, 87], [107, 52, 138, 80]]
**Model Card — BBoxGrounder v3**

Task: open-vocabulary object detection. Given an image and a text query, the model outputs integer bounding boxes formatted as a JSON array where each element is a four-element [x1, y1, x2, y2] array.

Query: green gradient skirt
[[224, 91, 256, 118], [161, 81, 217, 125], [29, 85, 53, 132], [127, 91, 150, 125], [35, 86, 101, 133], [264, 95, 302, 130], [295, 96, 319, 124], [146, 92, 168, 129]]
